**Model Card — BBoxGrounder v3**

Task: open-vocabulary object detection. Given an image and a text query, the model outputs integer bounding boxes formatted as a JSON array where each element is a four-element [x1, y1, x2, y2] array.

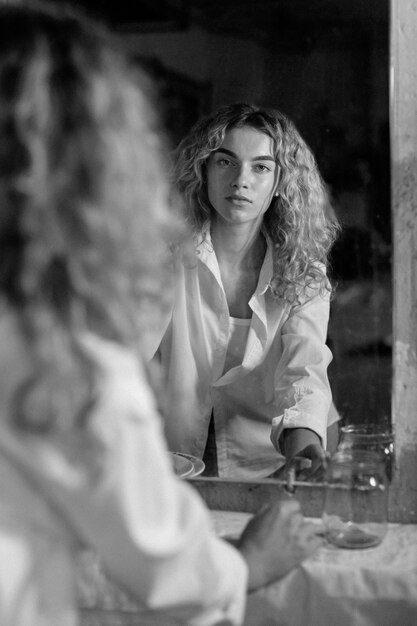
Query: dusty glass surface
[[63, 0, 391, 431]]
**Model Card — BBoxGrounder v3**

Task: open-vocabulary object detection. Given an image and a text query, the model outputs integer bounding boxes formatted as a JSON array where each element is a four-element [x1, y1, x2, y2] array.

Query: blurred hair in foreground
[[0, 0, 182, 432]]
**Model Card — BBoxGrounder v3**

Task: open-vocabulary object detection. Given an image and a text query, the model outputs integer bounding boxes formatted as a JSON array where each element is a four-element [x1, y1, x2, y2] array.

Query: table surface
[[212, 511, 417, 626], [77, 511, 417, 626]]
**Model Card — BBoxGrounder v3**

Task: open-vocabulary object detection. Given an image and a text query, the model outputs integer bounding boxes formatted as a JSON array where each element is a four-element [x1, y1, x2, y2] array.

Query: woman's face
[[206, 125, 278, 228]]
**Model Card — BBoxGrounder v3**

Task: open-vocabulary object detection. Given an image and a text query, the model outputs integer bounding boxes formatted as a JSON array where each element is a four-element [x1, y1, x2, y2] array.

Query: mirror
[[66, 1, 391, 430]]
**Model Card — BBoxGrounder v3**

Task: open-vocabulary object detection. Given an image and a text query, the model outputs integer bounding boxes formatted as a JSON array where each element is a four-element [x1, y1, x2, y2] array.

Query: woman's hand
[[281, 428, 329, 481], [289, 443, 329, 481], [237, 499, 321, 591]]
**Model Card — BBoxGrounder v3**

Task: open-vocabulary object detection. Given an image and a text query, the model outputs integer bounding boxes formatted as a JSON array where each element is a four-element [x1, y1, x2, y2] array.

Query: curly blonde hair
[[174, 103, 340, 303], [0, 1, 181, 431]]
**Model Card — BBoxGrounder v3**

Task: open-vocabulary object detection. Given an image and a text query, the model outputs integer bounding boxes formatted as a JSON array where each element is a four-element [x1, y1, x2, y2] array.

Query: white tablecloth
[[78, 511, 417, 625], [212, 511, 417, 626]]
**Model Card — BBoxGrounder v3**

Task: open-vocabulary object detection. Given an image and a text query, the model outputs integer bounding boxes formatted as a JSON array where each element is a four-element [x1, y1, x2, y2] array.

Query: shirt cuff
[[271, 408, 328, 452]]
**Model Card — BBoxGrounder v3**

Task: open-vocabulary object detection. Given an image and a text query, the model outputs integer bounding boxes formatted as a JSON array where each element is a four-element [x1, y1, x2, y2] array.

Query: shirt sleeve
[[2, 337, 248, 626], [270, 290, 333, 451]]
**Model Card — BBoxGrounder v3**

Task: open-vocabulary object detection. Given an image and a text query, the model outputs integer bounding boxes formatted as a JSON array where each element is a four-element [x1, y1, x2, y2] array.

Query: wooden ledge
[[188, 476, 326, 517]]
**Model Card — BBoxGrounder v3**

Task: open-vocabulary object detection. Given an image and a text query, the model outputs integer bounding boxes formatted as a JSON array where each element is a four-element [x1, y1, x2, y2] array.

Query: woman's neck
[[210, 220, 265, 271], [210, 221, 266, 318]]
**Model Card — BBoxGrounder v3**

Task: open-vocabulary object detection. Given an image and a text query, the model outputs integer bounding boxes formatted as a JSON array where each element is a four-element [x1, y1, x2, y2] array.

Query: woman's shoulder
[[80, 332, 138, 372], [79, 333, 158, 415]]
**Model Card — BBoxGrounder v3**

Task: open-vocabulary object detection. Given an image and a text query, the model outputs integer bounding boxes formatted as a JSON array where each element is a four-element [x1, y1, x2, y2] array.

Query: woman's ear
[[273, 164, 281, 196]]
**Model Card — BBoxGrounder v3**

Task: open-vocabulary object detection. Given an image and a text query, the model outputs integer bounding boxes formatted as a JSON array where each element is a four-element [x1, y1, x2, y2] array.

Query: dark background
[[51, 0, 392, 428]]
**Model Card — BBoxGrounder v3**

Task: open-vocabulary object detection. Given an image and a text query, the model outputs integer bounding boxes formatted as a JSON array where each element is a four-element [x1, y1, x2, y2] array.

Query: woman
[[0, 3, 320, 625], [155, 103, 340, 479]]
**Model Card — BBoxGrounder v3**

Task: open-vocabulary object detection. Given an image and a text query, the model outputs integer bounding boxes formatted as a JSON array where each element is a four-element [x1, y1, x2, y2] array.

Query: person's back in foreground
[[0, 2, 321, 624]]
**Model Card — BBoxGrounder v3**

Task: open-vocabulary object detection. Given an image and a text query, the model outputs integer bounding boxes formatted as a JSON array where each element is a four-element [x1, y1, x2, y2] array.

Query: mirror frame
[[191, 0, 417, 524], [389, 0, 417, 523]]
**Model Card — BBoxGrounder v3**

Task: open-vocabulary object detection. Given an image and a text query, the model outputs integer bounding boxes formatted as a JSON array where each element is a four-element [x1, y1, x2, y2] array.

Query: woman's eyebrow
[[215, 147, 275, 162]]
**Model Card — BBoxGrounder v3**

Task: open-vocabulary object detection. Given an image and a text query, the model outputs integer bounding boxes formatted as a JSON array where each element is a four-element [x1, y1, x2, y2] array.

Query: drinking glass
[[322, 449, 388, 549], [337, 423, 394, 482]]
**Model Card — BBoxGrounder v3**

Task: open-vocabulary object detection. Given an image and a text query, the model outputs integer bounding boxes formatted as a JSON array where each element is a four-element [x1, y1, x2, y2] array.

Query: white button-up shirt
[[157, 232, 333, 479], [0, 314, 247, 626]]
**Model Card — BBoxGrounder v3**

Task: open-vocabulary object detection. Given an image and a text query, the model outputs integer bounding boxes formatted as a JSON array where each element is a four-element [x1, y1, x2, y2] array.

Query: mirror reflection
[[157, 102, 339, 479], [67, 0, 391, 473]]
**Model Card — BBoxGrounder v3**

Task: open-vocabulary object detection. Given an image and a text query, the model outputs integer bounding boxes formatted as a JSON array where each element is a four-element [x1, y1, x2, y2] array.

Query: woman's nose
[[231, 165, 249, 188]]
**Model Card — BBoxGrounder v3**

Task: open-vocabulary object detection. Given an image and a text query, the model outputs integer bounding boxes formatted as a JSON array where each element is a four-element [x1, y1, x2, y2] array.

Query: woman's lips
[[225, 195, 252, 204]]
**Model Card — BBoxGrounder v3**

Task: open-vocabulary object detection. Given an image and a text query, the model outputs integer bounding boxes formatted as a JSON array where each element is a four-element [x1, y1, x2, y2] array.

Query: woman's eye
[[254, 164, 270, 173], [217, 158, 233, 167]]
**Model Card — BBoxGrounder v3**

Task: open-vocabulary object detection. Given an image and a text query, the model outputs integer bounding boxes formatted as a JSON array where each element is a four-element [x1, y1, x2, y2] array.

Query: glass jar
[[337, 423, 394, 482], [322, 449, 388, 549]]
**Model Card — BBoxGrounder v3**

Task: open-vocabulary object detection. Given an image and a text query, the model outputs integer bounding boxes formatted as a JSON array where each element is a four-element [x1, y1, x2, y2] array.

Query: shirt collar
[[195, 228, 222, 284], [195, 225, 274, 295]]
